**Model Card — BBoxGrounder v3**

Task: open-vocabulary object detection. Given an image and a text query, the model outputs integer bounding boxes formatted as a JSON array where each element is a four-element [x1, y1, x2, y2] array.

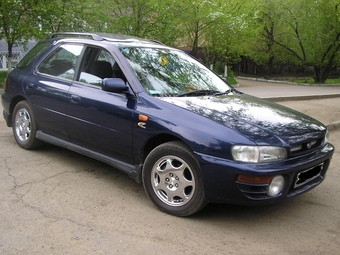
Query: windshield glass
[[120, 47, 231, 97]]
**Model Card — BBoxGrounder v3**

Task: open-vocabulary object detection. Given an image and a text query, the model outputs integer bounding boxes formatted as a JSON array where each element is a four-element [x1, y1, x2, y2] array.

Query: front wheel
[[142, 141, 206, 216], [12, 101, 42, 149]]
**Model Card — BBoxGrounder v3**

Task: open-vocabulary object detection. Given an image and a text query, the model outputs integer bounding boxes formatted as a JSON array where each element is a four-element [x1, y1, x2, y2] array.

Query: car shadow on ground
[[196, 201, 288, 218], [31, 143, 322, 222]]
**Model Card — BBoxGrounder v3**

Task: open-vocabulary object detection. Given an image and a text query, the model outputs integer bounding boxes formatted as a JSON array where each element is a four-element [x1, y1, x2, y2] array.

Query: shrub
[[0, 71, 8, 89]]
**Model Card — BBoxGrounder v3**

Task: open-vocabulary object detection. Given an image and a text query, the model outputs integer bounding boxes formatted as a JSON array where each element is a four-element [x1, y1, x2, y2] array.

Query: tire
[[142, 141, 206, 216], [12, 101, 42, 150]]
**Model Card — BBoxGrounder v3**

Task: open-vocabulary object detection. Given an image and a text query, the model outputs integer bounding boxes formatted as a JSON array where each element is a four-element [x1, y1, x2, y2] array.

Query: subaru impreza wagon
[[1, 32, 334, 216]]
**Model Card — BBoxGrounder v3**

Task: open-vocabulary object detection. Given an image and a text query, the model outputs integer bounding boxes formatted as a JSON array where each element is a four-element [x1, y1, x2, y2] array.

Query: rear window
[[17, 41, 52, 69]]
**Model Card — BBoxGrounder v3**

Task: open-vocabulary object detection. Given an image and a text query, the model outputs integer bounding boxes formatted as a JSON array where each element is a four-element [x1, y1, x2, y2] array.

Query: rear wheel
[[12, 101, 42, 149], [142, 141, 206, 216]]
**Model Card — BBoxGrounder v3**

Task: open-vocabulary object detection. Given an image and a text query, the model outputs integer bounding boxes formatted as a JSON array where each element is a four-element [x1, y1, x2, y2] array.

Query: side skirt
[[36, 130, 142, 182]]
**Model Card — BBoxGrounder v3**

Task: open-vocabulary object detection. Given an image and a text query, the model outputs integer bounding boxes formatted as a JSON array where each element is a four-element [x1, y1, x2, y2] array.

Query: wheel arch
[[142, 129, 206, 160], [138, 133, 199, 180], [7, 96, 27, 127], [142, 134, 182, 162]]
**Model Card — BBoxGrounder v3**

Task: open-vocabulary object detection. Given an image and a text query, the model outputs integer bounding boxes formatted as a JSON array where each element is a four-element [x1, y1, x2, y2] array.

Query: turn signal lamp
[[237, 174, 285, 197], [139, 114, 148, 121]]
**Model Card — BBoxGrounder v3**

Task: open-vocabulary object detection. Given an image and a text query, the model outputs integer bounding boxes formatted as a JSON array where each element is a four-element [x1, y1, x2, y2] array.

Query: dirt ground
[[0, 97, 339, 255]]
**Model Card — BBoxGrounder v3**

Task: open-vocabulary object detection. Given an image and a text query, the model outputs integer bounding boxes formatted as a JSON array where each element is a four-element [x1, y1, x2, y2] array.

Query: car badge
[[306, 142, 312, 149], [138, 122, 146, 129]]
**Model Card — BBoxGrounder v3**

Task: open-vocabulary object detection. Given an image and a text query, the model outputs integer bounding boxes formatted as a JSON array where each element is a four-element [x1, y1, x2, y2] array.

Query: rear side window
[[37, 44, 84, 80], [17, 41, 52, 69]]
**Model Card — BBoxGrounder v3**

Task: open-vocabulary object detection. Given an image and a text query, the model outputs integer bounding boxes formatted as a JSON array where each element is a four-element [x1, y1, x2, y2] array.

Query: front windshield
[[120, 47, 232, 97]]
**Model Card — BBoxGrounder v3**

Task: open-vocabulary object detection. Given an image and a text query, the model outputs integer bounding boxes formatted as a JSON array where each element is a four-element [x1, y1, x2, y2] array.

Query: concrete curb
[[328, 121, 340, 131], [237, 76, 340, 87], [264, 94, 340, 102]]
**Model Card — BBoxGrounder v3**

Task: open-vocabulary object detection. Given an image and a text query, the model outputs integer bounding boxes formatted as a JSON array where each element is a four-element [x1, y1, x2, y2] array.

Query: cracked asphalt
[[1, 83, 340, 254]]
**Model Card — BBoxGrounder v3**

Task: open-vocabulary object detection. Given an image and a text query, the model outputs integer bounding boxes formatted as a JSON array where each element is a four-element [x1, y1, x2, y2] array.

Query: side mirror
[[102, 78, 129, 93]]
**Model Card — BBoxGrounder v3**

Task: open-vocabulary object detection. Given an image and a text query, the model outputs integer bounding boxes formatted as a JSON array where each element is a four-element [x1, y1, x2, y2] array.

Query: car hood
[[159, 93, 326, 146]]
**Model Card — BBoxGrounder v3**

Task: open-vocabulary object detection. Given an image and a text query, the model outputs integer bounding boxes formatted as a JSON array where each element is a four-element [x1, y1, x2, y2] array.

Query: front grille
[[289, 138, 323, 157]]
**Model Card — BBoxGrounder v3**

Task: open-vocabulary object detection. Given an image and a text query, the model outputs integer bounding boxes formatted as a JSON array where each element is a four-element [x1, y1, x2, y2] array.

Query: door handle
[[27, 83, 34, 89], [70, 95, 81, 103]]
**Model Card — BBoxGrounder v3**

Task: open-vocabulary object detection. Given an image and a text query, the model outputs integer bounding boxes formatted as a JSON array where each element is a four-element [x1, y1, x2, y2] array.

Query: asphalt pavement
[[0, 82, 340, 254], [236, 77, 340, 100]]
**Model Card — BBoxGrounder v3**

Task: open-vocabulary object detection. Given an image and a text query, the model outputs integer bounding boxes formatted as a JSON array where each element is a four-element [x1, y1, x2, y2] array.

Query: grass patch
[[324, 78, 340, 84], [0, 71, 8, 89], [292, 77, 340, 84]]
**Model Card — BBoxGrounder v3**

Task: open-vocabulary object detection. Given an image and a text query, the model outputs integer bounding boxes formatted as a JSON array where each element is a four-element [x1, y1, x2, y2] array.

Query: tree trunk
[[267, 55, 274, 76], [190, 20, 200, 58], [7, 42, 13, 72], [313, 66, 331, 83]]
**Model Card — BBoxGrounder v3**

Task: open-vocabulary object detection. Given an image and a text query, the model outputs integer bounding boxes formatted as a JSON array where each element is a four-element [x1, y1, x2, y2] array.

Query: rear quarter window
[[16, 41, 53, 69]]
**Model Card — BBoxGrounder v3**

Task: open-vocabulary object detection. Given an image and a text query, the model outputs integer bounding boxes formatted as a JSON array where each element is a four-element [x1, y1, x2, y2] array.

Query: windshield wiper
[[177, 89, 220, 97], [213, 88, 234, 96]]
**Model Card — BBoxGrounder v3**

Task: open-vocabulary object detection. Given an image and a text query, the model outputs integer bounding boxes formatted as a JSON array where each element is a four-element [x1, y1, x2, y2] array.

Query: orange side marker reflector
[[139, 114, 148, 122]]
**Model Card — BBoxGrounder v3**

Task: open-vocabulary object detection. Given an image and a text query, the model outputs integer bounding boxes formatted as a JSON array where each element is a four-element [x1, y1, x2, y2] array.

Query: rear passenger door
[[67, 46, 135, 164], [25, 44, 84, 140]]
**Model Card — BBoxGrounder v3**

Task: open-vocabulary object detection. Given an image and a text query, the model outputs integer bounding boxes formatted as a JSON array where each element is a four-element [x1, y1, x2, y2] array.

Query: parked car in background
[[1, 33, 334, 216]]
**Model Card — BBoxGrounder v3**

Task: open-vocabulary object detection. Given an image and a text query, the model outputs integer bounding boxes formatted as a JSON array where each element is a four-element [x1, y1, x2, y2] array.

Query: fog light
[[267, 175, 284, 197]]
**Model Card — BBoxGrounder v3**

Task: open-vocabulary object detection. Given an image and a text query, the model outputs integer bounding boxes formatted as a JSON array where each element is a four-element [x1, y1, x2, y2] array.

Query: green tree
[[202, 1, 252, 73], [38, 0, 91, 33], [91, 0, 182, 46], [0, 0, 46, 70], [244, 0, 279, 75], [174, 0, 229, 57], [309, 0, 340, 82], [250, 0, 340, 82]]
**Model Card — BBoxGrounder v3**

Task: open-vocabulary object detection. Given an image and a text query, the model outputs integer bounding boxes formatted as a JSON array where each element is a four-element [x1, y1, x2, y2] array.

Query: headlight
[[231, 145, 287, 163]]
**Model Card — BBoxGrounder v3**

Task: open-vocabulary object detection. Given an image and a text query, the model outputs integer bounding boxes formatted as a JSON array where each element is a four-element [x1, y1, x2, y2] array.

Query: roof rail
[[148, 39, 165, 45], [49, 32, 103, 41]]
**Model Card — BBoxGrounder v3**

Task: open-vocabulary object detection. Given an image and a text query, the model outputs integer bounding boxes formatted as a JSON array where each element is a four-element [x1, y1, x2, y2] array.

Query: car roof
[[48, 32, 166, 48]]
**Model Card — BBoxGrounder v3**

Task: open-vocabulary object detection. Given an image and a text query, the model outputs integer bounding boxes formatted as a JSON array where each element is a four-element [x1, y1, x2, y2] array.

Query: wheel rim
[[151, 155, 196, 207], [15, 108, 32, 142]]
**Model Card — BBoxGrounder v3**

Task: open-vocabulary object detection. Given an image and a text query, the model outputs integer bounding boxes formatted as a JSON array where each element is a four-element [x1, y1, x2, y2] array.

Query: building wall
[[0, 39, 37, 70]]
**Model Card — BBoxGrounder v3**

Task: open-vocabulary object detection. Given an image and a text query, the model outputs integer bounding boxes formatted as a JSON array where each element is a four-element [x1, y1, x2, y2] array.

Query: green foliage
[[227, 76, 238, 86], [0, 71, 8, 88], [292, 77, 340, 84], [0, 0, 48, 70], [1, 0, 340, 83], [88, 0, 183, 46], [38, 0, 91, 35], [223, 67, 238, 86], [245, 0, 340, 82]]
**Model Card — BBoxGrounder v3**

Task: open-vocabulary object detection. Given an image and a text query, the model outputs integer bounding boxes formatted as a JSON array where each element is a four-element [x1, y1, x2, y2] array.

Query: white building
[[0, 39, 37, 70]]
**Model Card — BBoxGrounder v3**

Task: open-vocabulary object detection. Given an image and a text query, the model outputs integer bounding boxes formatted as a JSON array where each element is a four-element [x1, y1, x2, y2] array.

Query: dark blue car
[[1, 33, 334, 216]]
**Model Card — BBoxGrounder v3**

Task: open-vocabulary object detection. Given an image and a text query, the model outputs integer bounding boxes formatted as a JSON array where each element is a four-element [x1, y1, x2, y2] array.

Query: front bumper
[[195, 143, 334, 205]]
